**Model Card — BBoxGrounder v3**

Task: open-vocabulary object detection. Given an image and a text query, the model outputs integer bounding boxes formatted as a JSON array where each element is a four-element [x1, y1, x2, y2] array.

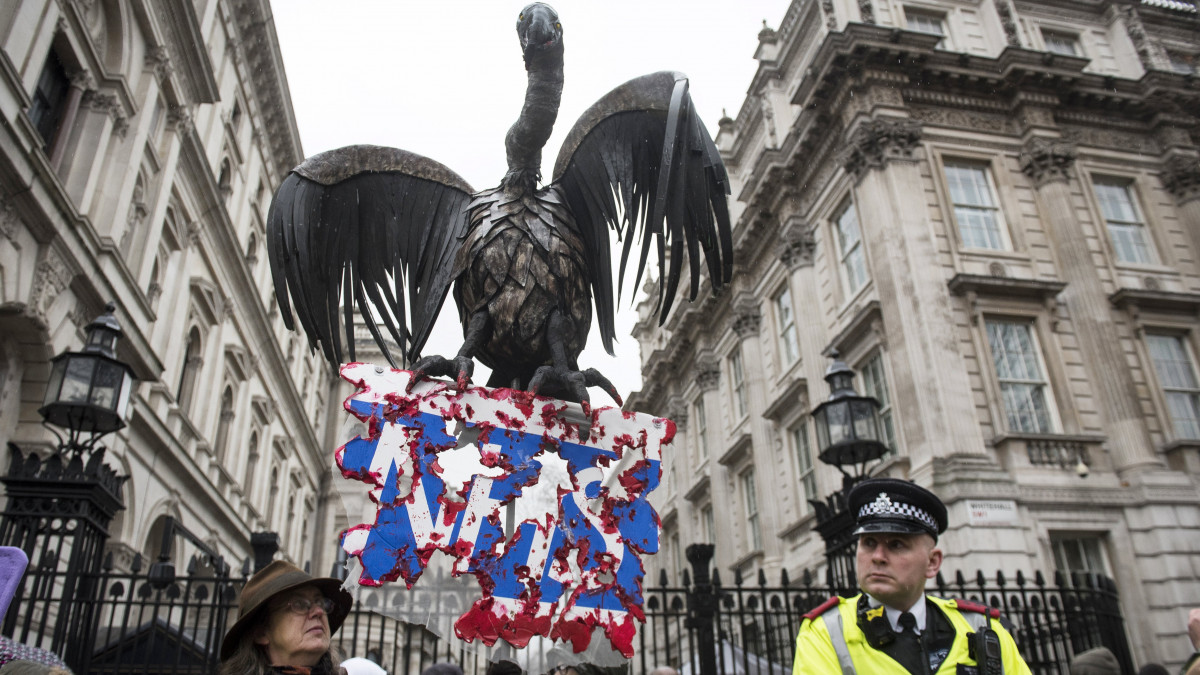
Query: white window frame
[[774, 286, 800, 367], [1092, 177, 1156, 266], [985, 319, 1060, 434], [860, 352, 897, 455], [730, 349, 747, 420], [791, 423, 816, 514], [1041, 29, 1081, 56], [694, 398, 709, 460], [1050, 534, 1110, 575], [702, 504, 716, 544], [834, 198, 868, 298], [904, 7, 946, 48], [1146, 333, 1200, 440], [740, 468, 762, 551], [943, 160, 1010, 251]]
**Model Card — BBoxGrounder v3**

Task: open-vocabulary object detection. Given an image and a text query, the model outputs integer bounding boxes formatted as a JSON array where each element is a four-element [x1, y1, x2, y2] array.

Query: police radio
[[968, 626, 1003, 675]]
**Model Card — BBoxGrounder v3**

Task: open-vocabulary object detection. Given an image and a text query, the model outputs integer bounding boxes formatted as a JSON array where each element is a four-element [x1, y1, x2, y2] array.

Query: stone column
[[1018, 137, 1160, 474], [840, 118, 987, 481]]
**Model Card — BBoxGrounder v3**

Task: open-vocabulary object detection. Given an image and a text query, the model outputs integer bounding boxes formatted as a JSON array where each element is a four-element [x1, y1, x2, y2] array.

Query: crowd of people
[[208, 477, 1200, 675]]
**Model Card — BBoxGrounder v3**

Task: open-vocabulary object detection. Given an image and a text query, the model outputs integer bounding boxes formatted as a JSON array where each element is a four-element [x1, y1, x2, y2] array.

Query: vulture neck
[[502, 48, 564, 196]]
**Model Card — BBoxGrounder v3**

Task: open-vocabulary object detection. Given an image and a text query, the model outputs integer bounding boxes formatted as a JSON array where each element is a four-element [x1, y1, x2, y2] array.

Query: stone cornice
[[695, 351, 721, 392], [153, 1, 219, 104], [230, 0, 305, 177]]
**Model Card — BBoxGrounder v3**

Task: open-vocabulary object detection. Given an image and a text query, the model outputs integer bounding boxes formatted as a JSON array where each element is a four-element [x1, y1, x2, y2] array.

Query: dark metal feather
[[267, 145, 474, 369], [552, 71, 732, 353]]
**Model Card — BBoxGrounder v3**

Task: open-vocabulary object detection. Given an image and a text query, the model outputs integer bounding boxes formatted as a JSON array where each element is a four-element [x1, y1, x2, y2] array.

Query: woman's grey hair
[[217, 633, 344, 675]]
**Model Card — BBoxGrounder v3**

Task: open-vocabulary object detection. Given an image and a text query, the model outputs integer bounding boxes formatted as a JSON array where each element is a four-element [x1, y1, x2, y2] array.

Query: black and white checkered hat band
[[857, 493, 938, 532]]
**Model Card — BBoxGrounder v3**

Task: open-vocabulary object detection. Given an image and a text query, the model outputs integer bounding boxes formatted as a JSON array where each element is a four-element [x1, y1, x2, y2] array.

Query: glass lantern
[[810, 351, 888, 471], [39, 302, 135, 435]]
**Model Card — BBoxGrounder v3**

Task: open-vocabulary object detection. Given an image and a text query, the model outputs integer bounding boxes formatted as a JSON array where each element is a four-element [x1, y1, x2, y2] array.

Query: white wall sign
[[966, 499, 1019, 526]]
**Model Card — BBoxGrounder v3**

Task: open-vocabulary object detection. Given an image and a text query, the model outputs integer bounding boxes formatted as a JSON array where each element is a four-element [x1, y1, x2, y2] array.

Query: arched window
[[266, 465, 280, 529], [245, 232, 258, 265], [217, 158, 232, 198], [177, 327, 203, 412], [214, 385, 234, 463], [244, 432, 259, 501]]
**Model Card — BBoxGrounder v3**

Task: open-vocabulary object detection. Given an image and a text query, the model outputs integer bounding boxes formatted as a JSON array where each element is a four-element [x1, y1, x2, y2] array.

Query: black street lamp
[[39, 301, 136, 454], [808, 350, 888, 593], [810, 350, 888, 483]]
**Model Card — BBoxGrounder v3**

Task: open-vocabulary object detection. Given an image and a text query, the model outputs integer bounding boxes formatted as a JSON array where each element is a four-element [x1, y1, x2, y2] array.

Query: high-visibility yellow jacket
[[792, 594, 1033, 675]]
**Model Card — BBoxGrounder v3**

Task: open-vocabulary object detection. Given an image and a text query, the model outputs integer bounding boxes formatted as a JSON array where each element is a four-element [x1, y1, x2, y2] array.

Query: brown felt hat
[[219, 560, 353, 661]]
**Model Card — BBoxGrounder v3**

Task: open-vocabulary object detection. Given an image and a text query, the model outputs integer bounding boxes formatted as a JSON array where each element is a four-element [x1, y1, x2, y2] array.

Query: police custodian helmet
[[848, 478, 948, 541]]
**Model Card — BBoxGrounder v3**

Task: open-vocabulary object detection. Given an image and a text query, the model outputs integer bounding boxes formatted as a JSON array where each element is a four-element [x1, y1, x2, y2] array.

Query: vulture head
[[517, 3, 563, 67]]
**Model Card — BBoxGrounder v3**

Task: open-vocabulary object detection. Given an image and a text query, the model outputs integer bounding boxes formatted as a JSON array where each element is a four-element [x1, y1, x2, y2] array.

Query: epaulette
[[953, 598, 1001, 619], [803, 596, 841, 621]]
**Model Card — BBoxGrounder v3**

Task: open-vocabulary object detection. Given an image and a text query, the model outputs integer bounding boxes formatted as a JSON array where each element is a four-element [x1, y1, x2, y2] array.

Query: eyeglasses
[[276, 596, 335, 615]]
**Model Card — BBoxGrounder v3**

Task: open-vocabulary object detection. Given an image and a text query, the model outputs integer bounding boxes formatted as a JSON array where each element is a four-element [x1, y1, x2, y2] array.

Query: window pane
[[987, 321, 1054, 433], [1094, 180, 1153, 264], [741, 470, 761, 550], [731, 351, 747, 419], [776, 287, 799, 365], [1043, 32, 1079, 56], [1147, 334, 1200, 439], [836, 201, 868, 294], [861, 354, 896, 453], [945, 162, 1006, 250]]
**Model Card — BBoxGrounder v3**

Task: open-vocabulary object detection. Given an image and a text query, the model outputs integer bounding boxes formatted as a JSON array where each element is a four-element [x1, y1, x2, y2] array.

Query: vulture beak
[[519, 3, 562, 66]]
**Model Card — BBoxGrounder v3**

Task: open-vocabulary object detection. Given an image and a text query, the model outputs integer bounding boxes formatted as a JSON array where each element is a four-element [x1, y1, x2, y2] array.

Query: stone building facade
[[628, 0, 1200, 667], [0, 0, 344, 576]]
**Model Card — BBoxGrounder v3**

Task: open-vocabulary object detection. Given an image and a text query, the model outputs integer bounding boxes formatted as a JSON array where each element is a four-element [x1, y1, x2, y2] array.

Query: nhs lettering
[[336, 364, 670, 657]]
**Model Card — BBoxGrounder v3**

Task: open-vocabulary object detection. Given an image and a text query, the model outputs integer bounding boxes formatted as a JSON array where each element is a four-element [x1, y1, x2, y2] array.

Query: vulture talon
[[408, 355, 473, 392], [527, 365, 620, 408]]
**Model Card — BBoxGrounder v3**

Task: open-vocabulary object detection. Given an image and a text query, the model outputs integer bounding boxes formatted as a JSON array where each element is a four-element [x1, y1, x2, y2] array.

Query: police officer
[[792, 478, 1031, 675]]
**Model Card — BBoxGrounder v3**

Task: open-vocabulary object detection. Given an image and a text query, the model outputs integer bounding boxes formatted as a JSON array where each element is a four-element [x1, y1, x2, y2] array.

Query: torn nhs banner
[[336, 364, 670, 658]]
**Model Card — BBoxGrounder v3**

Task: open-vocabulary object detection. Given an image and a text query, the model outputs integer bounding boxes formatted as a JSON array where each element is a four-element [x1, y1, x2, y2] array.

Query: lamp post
[[808, 350, 888, 592], [0, 301, 132, 670], [39, 301, 136, 455]]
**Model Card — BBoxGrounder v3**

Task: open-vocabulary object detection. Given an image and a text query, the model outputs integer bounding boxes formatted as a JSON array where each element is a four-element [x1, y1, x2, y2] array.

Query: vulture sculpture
[[268, 3, 733, 406]]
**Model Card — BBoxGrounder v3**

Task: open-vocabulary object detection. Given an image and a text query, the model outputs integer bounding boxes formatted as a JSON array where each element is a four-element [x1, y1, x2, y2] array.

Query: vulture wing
[[552, 71, 733, 355], [267, 145, 474, 369]]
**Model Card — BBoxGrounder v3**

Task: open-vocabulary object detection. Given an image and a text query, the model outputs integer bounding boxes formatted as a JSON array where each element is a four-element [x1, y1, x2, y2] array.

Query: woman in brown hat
[[219, 560, 354, 674]]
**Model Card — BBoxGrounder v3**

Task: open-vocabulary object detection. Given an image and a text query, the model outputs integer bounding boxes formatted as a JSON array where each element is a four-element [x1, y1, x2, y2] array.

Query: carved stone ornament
[[168, 104, 194, 135], [1161, 155, 1200, 204], [1119, 6, 1164, 72], [666, 396, 688, 431], [1019, 138, 1076, 187], [0, 198, 20, 242], [779, 228, 816, 270], [68, 70, 95, 91], [145, 45, 173, 80], [821, 0, 837, 29], [86, 91, 121, 119], [839, 118, 923, 180], [858, 0, 875, 24], [731, 304, 762, 338], [695, 357, 721, 391], [29, 248, 76, 316], [112, 114, 129, 138], [186, 220, 202, 247]]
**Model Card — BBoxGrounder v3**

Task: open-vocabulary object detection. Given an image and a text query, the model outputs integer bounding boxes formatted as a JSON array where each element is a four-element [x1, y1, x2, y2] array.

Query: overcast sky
[[271, 0, 788, 400]]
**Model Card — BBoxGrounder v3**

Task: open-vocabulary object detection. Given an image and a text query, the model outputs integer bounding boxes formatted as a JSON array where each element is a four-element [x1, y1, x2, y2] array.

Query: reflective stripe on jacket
[[791, 594, 1033, 675]]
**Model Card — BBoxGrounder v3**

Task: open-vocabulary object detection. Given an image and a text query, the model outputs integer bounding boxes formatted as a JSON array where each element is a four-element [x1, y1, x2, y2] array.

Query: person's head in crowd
[[1137, 664, 1169, 675], [1068, 647, 1121, 675], [343, 656, 388, 675], [486, 660, 523, 675], [219, 560, 353, 674], [847, 478, 948, 611], [420, 663, 461, 675]]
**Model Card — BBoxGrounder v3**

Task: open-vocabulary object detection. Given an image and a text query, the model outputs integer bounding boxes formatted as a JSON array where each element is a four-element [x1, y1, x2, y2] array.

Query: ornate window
[[729, 349, 747, 420], [790, 423, 816, 514], [774, 286, 799, 366], [214, 385, 235, 462], [694, 398, 708, 459], [905, 8, 945, 47], [700, 503, 715, 544], [244, 432, 260, 499], [834, 199, 868, 297], [986, 320, 1057, 433], [1146, 334, 1200, 439], [944, 161, 1007, 250], [1042, 30, 1080, 56], [177, 327, 203, 412], [1093, 178, 1155, 265], [740, 468, 761, 551], [29, 51, 70, 151], [860, 352, 896, 454]]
